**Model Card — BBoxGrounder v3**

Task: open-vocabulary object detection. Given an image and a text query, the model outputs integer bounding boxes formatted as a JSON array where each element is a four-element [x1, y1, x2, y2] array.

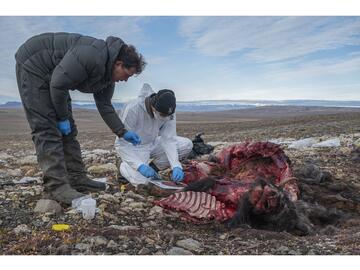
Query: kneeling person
[[114, 84, 193, 186]]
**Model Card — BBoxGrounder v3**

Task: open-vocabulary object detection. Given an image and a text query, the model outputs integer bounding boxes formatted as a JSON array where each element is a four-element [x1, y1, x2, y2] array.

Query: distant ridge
[[1, 100, 360, 111]]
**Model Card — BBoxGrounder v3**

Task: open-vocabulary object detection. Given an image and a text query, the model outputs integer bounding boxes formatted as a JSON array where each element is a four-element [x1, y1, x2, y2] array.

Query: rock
[[107, 240, 118, 249], [149, 206, 163, 216], [87, 163, 118, 175], [138, 247, 151, 255], [107, 225, 140, 231], [92, 149, 111, 155], [128, 202, 145, 209], [155, 250, 164, 255], [14, 224, 31, 234], [56, 244, 69, 254], [87, 236, 108, 247], [288, 250, 302, 255], [307, 249, 316, 255], [354, 138, 360, 148], [75, 243, 91, 251], [277, 245, 290, 254], [312, 138, 341, 148], [167, 247, 194, 255], [0, 153, 12, 160], [219, 233, 228, 240], [8, 169, 22, 177], [288, 138, 317, 149], [34, 199, 62, 214], [13, 176, 40, 184], [176, 238, 201, 252], [16, 155, 38, 166]]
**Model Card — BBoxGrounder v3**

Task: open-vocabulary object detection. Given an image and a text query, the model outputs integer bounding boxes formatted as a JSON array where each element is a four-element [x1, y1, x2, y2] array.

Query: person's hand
[[137, 164, 156, 178], [57, 119, 71, 135], [123, 131, 141, 145], [172, 167, 184, 182]]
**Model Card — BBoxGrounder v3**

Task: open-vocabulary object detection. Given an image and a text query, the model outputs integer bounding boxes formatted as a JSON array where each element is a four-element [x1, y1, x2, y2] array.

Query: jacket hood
[[105, 36, 125, 81]]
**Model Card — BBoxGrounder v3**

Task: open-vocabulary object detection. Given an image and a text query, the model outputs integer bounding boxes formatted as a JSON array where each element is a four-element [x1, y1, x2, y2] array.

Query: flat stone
[[87, 163, 118, 175], [167, 247, 193, 255], [107, 225, 140, 231], [176, 238, 201, 252], [13, 224, 31, 234], [34, 199, 62, 214], [16, 155, 38, 166]]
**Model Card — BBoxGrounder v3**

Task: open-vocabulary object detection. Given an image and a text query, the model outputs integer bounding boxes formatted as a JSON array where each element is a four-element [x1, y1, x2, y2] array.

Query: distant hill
[[1, 100, 360, 111]]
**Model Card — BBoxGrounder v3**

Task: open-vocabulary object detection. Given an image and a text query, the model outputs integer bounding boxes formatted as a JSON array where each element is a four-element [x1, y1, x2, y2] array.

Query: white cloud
[[179, 17, 360, 62]]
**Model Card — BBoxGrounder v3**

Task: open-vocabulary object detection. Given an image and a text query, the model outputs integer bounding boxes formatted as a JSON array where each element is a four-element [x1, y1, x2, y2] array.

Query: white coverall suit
[[114, 84, 193, 186]]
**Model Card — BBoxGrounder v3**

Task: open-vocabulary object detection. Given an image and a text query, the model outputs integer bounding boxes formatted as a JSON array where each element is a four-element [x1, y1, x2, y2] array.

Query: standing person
[[15, 32, 146, 204], [114, 83, 193, 188]]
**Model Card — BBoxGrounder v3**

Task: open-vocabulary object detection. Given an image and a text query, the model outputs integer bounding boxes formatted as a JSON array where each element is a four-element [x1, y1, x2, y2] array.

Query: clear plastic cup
[[79, 198, 96, 220]]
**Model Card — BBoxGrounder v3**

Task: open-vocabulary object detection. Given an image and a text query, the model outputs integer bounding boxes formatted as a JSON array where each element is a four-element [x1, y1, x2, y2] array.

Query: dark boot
[[70, 175, 106, 192], [43, 183, 86, 205]]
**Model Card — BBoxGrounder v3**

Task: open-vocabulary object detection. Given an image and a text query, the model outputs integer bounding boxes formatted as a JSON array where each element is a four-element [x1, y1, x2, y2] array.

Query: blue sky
[[0, 16, 359, 102]]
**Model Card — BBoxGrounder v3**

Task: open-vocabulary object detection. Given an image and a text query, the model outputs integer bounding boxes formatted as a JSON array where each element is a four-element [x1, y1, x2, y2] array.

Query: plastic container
[[80, 198, 96, 220], [71, 195, 96, 220]]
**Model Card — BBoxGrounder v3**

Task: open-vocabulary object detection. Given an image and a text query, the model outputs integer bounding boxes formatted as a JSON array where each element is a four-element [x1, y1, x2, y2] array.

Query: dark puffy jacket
[[15, 32, 126, 135]]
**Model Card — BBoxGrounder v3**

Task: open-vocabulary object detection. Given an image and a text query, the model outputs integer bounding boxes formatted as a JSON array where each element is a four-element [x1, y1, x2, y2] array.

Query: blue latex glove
[[57, 119, 71, 136], [172, 167, 184, 182], [137, 164, 156, 178], [123, 131, 141, 146]]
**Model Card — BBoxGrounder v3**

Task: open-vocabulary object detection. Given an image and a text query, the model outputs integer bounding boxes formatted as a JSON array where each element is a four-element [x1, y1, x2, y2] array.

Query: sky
[[0, 16, 360, 103]]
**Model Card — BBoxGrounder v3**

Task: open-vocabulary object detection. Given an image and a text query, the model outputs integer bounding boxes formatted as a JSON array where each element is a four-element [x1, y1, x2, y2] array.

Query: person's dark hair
[[117, 44, 146, 74]]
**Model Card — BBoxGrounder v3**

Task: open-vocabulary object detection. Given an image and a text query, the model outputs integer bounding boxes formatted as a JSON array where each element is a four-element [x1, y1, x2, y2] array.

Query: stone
[[75, 243, 91, 251], [107, 225, 140, 231], [14, 176, 40, 184], [87, 163, 118, 175], [107, 240, 118, 249], [14, 224, 31, 234], [167, 247, 193, 255], [34, 199, 62, 214], [16, 155, 38, 166], [87, 236, 108, 247], [128, 202, 145, 209], [0, 153, 12, 159], [56, 244, 70, 254], [277, 245, 290, 254], [92, 149, 111, 155], [149, 206, 163, 216], [138, 247, 151, 255], [8, 169, 22, 177], [176, 238, 201, 252]]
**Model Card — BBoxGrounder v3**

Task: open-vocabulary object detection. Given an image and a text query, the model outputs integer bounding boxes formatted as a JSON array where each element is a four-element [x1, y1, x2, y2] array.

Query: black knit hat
[[150, 89, 176, 115]]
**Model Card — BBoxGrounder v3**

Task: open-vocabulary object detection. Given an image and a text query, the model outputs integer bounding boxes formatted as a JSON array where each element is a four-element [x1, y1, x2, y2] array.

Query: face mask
[[153, 111, 168, 121]]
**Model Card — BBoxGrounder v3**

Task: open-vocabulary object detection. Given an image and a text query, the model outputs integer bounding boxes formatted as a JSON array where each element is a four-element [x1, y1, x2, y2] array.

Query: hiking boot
[[70, 175, 106, 192], [44, 184, 85, 205]]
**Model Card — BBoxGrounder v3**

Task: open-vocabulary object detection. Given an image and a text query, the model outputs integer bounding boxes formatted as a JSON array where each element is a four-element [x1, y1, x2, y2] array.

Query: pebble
[[176, 238, 201, 252], [106, 240, 118, 249], [87, 236, 108, 247], [138, 247, 151, 255], [75, 243, 91, 251], [13, 224, 31, 234], [167, 247, 194, 255]]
